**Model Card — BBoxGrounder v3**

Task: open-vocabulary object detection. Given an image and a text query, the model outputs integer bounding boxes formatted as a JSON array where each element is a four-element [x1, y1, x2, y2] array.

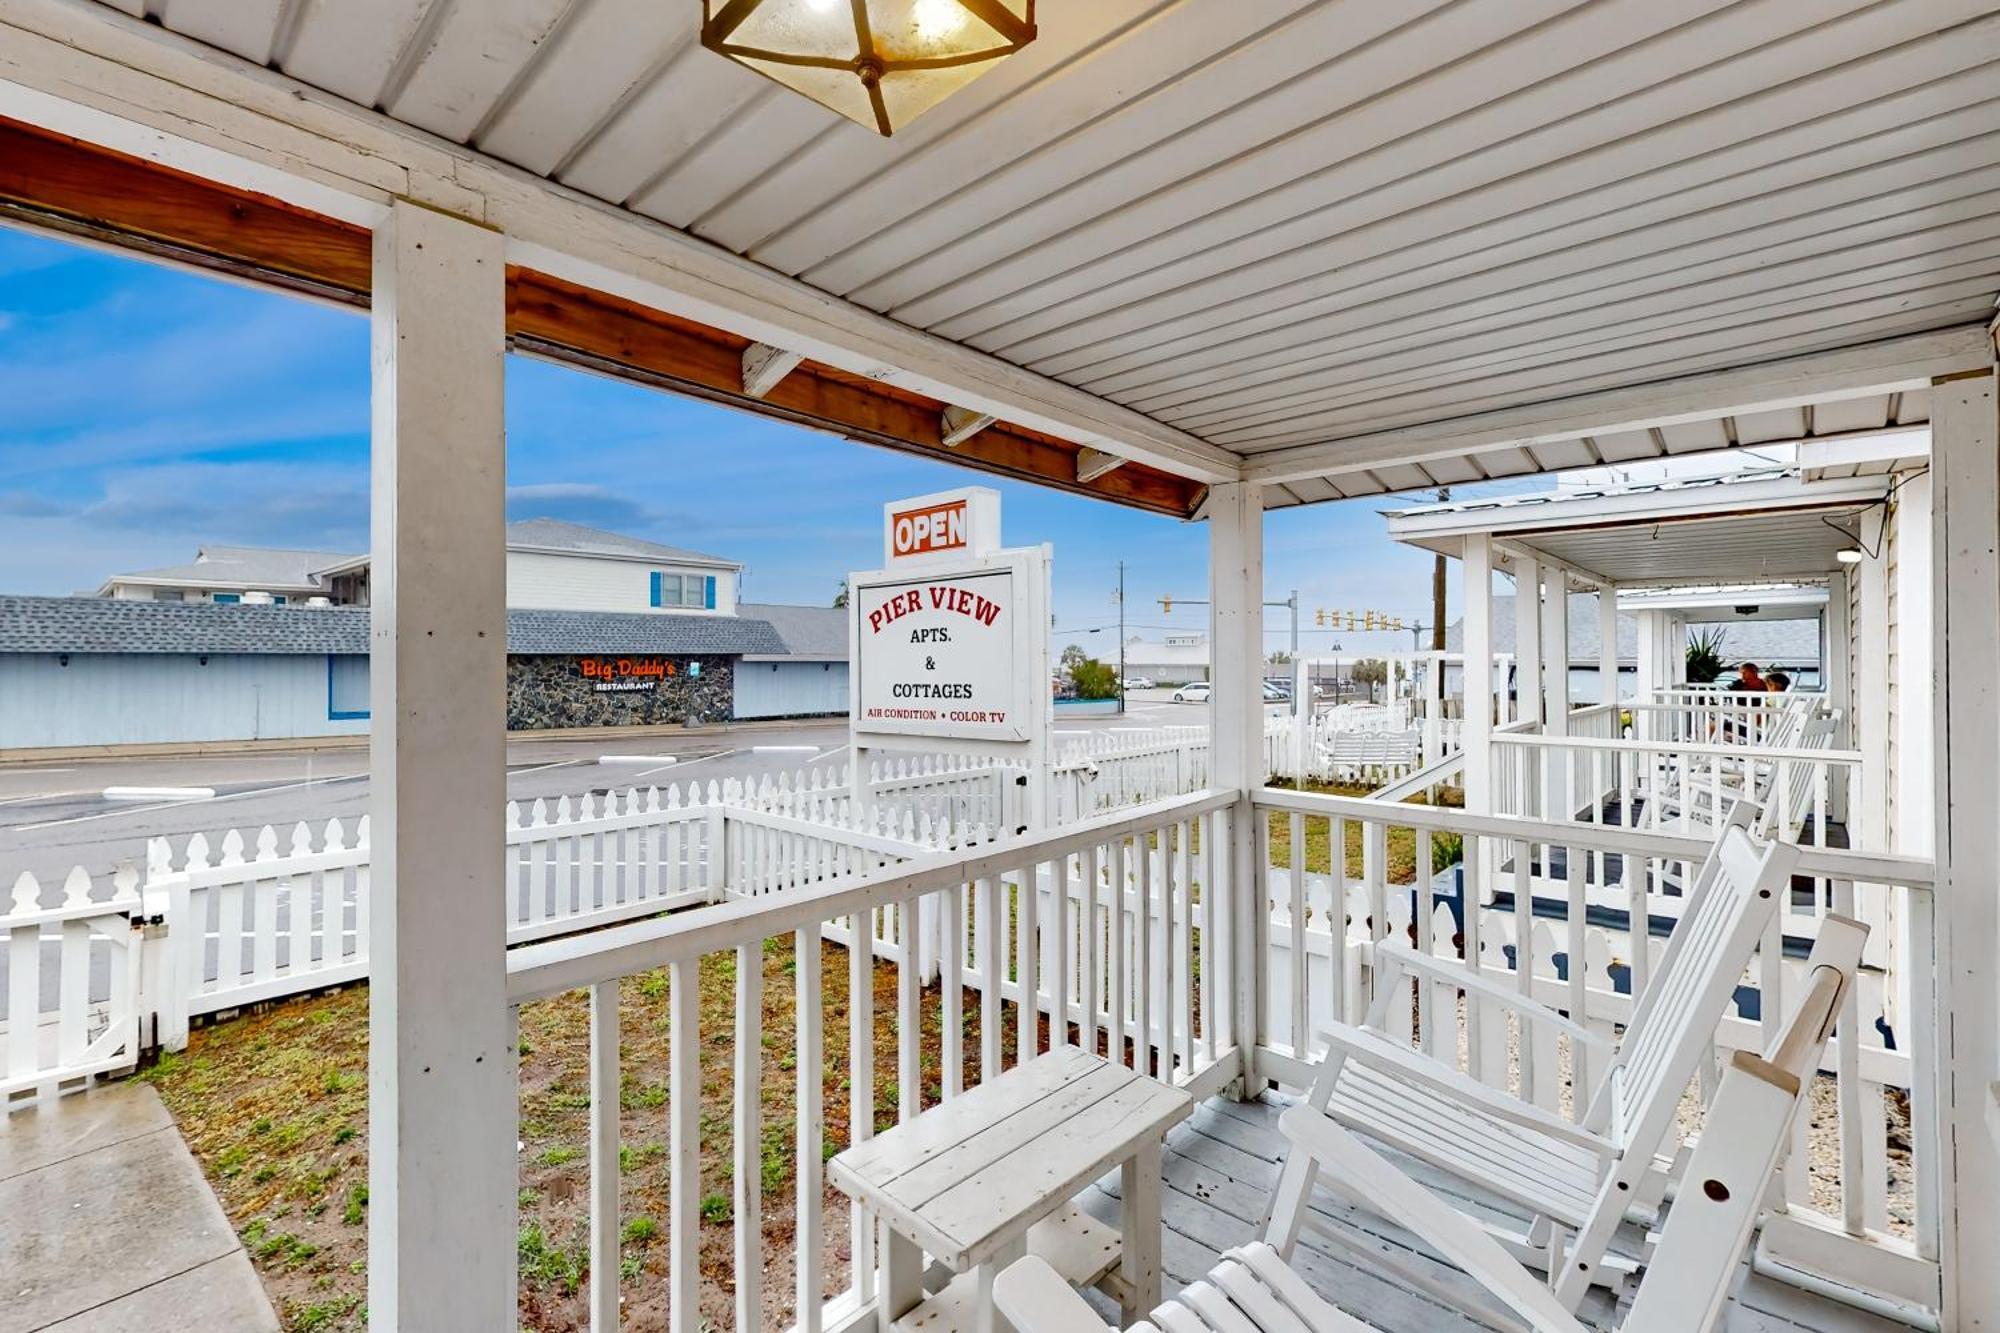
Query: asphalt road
[[0, 692, 1219, 887]]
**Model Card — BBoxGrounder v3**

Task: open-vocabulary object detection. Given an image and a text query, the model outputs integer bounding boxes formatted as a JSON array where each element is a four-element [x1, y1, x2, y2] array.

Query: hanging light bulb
[[700, 1, 1037, 136]]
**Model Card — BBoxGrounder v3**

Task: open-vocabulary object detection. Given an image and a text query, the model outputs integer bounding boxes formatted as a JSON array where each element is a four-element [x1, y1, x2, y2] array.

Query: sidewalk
[[0, 1083, 277, 1332]]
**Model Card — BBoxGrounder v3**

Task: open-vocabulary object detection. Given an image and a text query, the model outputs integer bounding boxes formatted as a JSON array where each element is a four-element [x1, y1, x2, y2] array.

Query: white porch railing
[[504, 788, 1242, 1333], [1250, 786, 1942, 1322]]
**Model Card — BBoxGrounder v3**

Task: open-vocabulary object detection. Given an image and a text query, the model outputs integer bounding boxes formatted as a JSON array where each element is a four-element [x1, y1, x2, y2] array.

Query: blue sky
[[0, 221, 1498, 657]]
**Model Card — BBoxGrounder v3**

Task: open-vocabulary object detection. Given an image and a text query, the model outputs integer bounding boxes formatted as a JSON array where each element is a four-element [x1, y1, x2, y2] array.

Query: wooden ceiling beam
[[506, 270, 1202, 514], [0, 115, 1203, 518]]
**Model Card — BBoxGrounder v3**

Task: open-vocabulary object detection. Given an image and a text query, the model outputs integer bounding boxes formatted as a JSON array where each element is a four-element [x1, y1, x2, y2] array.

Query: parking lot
[[0, 691, 1220, 885]]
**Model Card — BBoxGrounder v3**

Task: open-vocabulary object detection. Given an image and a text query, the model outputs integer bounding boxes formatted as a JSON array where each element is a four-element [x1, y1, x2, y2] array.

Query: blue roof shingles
[[0, 597, 785, 657]]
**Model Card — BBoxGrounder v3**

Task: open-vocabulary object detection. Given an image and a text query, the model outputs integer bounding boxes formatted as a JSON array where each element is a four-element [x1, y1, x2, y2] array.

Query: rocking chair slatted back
[[1608, 822, 1796, 1146]]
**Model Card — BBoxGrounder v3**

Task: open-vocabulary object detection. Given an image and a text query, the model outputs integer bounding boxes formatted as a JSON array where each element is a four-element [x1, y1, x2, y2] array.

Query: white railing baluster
[[668, 957, 699, 1333], [588, 979, 620, 1333], [848, 908, 876, 1304], [733, 942, 763, 1332], [795, 925, 823, 1333]]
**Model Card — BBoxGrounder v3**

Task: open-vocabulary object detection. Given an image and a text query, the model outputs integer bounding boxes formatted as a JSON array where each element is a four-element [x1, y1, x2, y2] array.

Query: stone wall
[[505, 654, 736, 730]]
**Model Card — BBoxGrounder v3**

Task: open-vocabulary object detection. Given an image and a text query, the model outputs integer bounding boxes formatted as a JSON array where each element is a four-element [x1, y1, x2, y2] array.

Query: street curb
[[0, 716, 840, 766]]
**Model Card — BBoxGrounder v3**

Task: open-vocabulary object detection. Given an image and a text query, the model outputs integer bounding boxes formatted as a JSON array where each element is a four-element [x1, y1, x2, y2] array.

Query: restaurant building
[[0, 520, 846, 749]]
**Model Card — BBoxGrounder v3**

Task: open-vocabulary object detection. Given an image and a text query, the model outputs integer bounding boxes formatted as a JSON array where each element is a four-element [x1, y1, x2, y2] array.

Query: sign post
[[849, 486, 1053, 834]]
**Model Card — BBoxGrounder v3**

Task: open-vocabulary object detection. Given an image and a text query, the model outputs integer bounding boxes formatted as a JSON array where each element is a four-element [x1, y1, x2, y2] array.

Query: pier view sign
[[850, 486, 1047, 749], [855, 569, 1021, 740]]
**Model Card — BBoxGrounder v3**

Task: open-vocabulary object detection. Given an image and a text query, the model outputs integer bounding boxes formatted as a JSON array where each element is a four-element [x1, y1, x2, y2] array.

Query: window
[[328, 655, 369, 720], [650, 572, 715, 609], [273, 595, 287, 605], [212, 593, 241, 604]]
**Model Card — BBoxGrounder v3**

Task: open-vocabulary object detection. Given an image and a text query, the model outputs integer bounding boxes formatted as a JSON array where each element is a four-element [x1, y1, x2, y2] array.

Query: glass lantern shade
[[701, 0, 1037, 136]]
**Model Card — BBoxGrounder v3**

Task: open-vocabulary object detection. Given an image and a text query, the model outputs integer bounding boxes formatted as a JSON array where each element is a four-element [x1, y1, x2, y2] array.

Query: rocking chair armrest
[[1371, 941, 1616, 1055], [1277, 1109, 1589, 1333], [994, 1256, 1121, 1333], [1316, 1022, 1616, 1157]]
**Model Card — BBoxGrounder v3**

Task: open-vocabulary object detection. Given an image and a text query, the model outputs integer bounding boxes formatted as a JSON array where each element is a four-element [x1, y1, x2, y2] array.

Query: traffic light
[[1315, 609, 1327, 628], [1364, 610, 1376, 631], [1160, 596, 1172, 614], [1391, 616, 1404, 631]]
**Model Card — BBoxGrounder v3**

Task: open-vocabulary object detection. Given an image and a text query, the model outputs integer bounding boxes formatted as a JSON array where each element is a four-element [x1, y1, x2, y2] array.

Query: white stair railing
[[1250, 785, 1941, 1321]]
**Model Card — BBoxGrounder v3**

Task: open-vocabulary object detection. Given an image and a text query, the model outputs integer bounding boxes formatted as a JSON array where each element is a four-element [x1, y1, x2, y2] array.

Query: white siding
[[505, 550, 735, 615], [732, 660, 848, 719], [0, 653, 370, 748]]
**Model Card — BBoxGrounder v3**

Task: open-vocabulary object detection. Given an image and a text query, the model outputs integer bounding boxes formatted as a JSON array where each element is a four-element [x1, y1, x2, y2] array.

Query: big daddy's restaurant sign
[[851, 486, 1041, 745], [576, 657, 683, 693]]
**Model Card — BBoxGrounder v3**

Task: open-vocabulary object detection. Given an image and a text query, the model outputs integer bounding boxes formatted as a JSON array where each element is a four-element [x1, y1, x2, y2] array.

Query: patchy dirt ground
[[144, 935, 1011, 1333]]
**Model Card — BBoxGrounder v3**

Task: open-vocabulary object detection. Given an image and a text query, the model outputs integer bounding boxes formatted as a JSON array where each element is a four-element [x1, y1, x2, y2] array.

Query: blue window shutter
[[650, 571, 663, 607], [704, 576, 716, 609], [213, 593, 240, 604]]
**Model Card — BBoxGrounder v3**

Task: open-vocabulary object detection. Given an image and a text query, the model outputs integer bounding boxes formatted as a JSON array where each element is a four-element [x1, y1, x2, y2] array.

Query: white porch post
[[1542, 573, 1570, 818], [1929, 367, 2000, 1329], [1596, 584, 1619, 708], [1825, 574, 1852, 807], [367, 200, 516, 1330], [1462, 536, 1494, 816], [1209, 482, 1265, 1090], [1514, 557, 1543, 730]]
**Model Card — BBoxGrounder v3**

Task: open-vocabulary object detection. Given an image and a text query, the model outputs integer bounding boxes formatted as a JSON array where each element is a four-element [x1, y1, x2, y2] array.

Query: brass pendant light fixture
[[700, 1, 1037, 137]]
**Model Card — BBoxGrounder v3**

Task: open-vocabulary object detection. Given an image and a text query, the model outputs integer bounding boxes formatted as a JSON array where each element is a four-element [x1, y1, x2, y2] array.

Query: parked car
[[1172, 681, 1211, 703], [1262, 680, 1291, 701], [1120, 675, 1155, 691]]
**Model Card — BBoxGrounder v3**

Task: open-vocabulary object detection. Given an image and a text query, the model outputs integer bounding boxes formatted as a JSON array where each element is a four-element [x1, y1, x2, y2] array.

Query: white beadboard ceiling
[[89, 0, 2000, 503]]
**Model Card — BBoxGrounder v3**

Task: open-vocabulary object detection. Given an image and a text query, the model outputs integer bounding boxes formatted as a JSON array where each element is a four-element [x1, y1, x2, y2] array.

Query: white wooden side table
[[828, 1046, 1194, 1333]]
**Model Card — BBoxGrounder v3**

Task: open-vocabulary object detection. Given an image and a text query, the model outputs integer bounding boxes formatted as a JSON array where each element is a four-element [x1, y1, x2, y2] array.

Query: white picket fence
[[0, 868, 145, 1106], [0, 727, 1228, 1110]]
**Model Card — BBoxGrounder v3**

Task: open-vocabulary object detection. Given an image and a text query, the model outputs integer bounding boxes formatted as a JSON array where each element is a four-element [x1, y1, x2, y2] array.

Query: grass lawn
[[144, 932, 1012, 1333], [1263, 778, 1465, 883]]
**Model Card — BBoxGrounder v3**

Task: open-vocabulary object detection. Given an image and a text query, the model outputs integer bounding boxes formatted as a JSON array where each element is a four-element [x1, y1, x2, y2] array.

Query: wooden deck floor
[[1075, 1093, 1912, 1333]]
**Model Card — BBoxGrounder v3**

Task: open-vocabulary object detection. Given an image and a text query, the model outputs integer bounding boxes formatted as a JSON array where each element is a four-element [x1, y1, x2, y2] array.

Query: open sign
[[890, 500, 967, 559]]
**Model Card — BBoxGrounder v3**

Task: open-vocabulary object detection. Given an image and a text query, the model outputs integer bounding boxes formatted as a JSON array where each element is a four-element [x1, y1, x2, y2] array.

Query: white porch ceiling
[[70, 0, 2000, 503], [1497, 506, 1878, 586]]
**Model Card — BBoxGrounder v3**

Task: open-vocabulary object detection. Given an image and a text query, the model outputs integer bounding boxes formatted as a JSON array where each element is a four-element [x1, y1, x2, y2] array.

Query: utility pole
[[1117, 561, 1127, 717], [1431, 485, 1450, 652]]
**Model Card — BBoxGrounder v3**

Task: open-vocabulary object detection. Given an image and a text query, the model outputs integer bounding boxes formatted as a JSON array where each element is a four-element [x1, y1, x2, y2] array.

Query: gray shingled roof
[[506, 609, 782, 655], [1445, 594, 1821, 665], [504, 519, 737, 569], [0, 597, 784, 657], [737, 602, 848, 660], [108, 545, 358, 591]]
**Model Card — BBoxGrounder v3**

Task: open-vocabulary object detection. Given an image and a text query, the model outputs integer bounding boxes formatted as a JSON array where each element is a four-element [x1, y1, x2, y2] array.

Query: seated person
[[1729, 661, 1765, 693], [1765, 671, 1791, 693]]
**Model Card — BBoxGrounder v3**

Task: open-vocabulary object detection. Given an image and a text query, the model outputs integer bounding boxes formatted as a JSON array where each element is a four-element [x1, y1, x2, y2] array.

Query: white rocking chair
[[992, 916, 1867, 1333], [1272, 810, 1798, 1310]]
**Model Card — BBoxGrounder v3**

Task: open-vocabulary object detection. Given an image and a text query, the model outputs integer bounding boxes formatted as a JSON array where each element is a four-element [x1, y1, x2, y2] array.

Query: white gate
[[1, 868, 145, 1107]]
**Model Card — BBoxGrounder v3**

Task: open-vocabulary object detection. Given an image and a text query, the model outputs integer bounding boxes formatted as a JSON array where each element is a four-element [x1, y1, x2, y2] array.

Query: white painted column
[[367, 200, 516, 1331], [1928, 368, 2000, 1329], [1513, 557, 1543, 730], [1462, 537, 1494, 816], [1597, 585, 1619, 707], [1541, 573, 1570, 818], [1542, 574, 1570, 728], [1209, 482, 1264, 1089]]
